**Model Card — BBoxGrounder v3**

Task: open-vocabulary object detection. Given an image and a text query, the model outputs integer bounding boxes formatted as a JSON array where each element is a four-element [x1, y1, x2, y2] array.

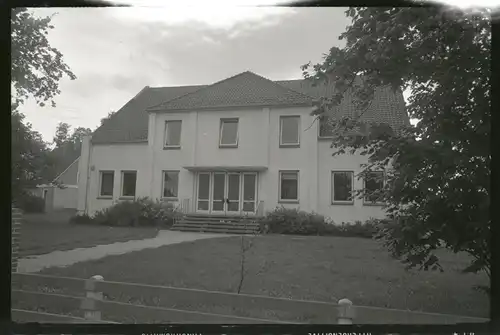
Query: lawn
[[36, 234, 489, 321], [18, 211, 158, 257]]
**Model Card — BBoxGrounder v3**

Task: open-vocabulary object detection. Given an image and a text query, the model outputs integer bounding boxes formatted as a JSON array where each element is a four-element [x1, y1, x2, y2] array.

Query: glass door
[[242, 173, 257, 214], [196, 173, 211, 213], [211, 172, 226, 214], [227, 173, 241, 215]]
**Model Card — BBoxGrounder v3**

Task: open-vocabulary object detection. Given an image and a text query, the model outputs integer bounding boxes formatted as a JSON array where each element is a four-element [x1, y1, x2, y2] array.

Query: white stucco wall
[[317, 140, 387, 223], [53, 187, 78, 209], [86, 142, 149, 215], [81, 107, 387, 222]]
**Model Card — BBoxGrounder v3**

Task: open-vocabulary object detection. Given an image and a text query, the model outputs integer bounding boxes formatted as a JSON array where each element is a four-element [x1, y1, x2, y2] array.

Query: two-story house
[[77, 71, 408, 223]]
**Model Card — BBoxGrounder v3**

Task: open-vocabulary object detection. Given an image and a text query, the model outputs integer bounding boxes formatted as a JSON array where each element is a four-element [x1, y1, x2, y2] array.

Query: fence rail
[[11, 272, 488, 324]]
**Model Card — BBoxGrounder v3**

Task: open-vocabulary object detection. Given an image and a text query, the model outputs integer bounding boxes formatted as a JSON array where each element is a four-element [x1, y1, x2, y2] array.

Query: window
[[331, 171, 354, 204], [164, 120, 182, 148], [364, 171, 385, 204], [319, 116, 334, 138], [99, 171, 114, 197], [279, 171, 299, 202], [280, 116, 300, 146], [219, 118, 239, 147], [162, 171, 179, 199], [121, 171, 137, 197]]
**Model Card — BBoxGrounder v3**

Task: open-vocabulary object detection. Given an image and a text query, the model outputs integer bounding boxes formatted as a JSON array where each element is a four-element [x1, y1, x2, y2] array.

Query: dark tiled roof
[[91, 85, 203, 144], [147, 71, 313, 111], [91, 71, 408, 144]]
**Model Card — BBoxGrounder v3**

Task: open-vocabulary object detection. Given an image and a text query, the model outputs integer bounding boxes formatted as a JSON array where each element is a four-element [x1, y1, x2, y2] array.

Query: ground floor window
[[121, 171, 137, 197], [163, 171, 179, 199], [364, 171, 385, 204], [279, 170, 299, 202], [331, 171, 354, 204], [99, 171, 114, 197]]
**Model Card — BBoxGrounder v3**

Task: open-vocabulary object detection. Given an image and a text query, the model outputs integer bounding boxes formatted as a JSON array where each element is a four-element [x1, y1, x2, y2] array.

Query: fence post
[[81, 275, 104, 322], [337, 298, 355, 324], [11, 206, 23, 273]]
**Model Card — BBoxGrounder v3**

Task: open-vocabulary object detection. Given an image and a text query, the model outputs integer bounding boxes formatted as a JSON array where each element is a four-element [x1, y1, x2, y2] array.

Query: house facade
[[77, 71, 408, 223], [36, 157, 79, 212]]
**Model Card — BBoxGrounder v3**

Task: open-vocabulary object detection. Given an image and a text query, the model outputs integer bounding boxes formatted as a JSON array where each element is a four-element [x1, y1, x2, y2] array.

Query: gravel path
[[17, 230, 233, 273]]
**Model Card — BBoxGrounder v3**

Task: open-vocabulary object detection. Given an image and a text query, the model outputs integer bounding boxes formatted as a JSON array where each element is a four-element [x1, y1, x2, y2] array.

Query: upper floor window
[[319, 116, 334, 138], [364, 171, 385, 205], [280, 116, 300, 147], [121, 171, 137, 198], [219, 118, 239, 148], [164, 120, 182, 148], [99, 171, 114, 198]]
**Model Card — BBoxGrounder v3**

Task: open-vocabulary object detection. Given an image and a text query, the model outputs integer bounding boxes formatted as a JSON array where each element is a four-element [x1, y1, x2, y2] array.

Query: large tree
[[302, 7, 491, 290], [11, 8, 76, 108], [11, 8, 76, 198], [11, 112, 56, 200]]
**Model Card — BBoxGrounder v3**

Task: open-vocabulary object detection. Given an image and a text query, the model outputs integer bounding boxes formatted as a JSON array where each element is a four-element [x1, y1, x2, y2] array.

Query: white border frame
[[278, 170, 300, 203], [162, 170, 180, 200], [219, 118, 239, 148], [120, 170, 137, 199], [331, 170, 354, 205], [362, 170, 386, 206], [98, 170, 114, 198], [279, 115, 301, 147], [164, 120, 182, 149]]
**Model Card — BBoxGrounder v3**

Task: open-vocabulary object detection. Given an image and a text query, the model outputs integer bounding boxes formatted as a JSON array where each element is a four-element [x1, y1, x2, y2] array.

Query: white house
[[77, 71, 408, 223], [36, 157, 80, 212]]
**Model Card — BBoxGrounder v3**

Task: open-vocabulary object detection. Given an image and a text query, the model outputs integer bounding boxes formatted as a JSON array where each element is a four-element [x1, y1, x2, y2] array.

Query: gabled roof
[[91, 85, 204, 144], [147, 71, 314, 112], [91, 71, 409, 144]]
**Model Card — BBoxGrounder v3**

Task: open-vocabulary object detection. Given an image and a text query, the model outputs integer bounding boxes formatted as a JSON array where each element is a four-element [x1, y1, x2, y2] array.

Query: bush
[[262, 206, 379, 238], [15, 193, 45, 213], [70, 197, 182, 228], [262, 207, 327, 235]]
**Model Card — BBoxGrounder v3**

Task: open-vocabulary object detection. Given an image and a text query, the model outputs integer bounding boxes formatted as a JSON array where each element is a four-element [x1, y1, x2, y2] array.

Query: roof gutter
[[146, 102, 314, 113]]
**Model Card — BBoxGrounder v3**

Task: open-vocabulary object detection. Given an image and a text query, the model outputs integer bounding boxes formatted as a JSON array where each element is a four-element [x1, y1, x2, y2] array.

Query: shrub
[[69, 213, 93, 225], [262, 206, 379, 238], [262, 207, 327, 235], [15, 193, 45, 213], [70, 197, 182, 228]]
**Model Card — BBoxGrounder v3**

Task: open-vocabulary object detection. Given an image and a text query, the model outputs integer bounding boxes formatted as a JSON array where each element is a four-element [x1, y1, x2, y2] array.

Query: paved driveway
[[17, 230, 233, 273]]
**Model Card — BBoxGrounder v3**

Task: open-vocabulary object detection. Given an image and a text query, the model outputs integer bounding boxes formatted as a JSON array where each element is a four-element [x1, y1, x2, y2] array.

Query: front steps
[[171, 213, 261, 234]]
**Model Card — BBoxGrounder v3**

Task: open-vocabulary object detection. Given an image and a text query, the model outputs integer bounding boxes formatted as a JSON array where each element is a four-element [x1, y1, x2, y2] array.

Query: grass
[[35, 234, 489, 321], [18, 211, 158, 257]]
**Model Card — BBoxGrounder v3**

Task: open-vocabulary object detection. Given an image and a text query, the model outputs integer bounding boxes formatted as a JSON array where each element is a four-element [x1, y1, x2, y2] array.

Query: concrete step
[[173, 223, 260, 231], [171, 226, 259, 234], [178, 220, 260, 228], [183, 216, 260, 223]]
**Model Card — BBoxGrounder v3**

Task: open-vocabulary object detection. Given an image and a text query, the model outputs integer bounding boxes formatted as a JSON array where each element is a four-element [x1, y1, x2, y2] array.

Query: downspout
[[84, 138, 92, 215]]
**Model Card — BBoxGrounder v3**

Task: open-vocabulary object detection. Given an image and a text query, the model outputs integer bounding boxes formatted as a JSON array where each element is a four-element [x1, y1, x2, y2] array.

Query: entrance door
[[196, 172, 211, 213], [196, 172, 257, 215], [211, 172, 226, 214]]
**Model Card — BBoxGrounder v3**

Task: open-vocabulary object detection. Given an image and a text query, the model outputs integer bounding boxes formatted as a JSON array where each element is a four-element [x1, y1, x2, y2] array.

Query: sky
[[19, 6, 353, 142]]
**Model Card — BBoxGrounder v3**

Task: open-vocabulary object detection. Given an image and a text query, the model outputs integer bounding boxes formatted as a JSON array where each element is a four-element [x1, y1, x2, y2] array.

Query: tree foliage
[[11, 112, 56, 200], [11, 8, 76, 107], [302, 7, 491, 287]]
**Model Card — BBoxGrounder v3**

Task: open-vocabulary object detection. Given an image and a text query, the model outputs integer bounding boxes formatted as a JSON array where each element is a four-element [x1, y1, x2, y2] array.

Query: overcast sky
[[18, 6, 352, 142]]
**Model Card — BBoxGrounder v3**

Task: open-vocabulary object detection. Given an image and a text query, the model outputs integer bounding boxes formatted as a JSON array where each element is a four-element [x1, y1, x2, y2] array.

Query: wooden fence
[[12, 206, 22, 273], [11, 272, 489, 324], [12, 272, 353, 324]]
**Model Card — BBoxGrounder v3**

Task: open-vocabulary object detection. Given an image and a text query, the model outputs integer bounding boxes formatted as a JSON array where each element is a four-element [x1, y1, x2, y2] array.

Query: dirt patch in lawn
[[18, 212, 158, 256], [34, 235, 489, 321]]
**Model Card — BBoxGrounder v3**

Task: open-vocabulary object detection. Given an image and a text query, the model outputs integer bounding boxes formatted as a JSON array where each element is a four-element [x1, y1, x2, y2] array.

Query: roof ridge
[[147, 71, 255, 111]]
